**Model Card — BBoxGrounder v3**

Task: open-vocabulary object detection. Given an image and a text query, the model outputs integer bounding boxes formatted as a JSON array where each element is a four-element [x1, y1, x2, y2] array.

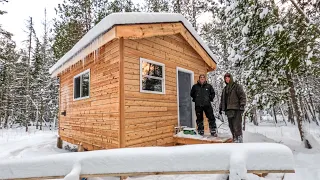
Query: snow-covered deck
[[0, 143, 295, 180], [174, 132, 233, 145]]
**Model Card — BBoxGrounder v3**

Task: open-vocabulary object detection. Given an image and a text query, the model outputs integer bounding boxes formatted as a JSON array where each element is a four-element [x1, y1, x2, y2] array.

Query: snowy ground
[[0, 121, 320, 180]]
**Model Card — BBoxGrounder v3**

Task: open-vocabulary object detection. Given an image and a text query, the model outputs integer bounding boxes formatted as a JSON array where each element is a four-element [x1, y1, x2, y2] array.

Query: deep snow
[[0, 142, 294, 179], [0, 121, 319, 180]]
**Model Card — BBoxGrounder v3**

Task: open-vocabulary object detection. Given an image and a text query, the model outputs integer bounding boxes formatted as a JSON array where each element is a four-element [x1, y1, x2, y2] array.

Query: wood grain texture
[[10, 170, 295, 180], [123, 34, 211, 147], [59, 39, 120, 150], [58, 23, 217, 150], [115, 23, 216, 70], [119, 37, 125, 148], [173, 136, 233, 145]]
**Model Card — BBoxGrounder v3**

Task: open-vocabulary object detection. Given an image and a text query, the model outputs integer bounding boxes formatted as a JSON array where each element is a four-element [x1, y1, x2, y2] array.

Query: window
[[140, 58, 165, 94], [73, 69, 90, 100]]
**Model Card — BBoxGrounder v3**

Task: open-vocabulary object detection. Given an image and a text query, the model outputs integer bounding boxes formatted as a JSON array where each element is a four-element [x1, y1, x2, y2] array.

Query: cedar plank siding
[[59, 39, 120, 150], [123, 34, 211, 147]]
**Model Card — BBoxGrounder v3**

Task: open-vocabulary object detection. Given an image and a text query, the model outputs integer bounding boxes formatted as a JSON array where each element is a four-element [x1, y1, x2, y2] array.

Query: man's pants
[[226, 110, 243, 143], [195, 105, 217, 135]]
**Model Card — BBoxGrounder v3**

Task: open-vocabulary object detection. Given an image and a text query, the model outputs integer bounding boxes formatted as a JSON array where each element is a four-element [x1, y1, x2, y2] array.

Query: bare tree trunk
[[2, 81, 9, 129], [273, 106, 278, 124], [318, 105, 320, 122], [286, 71, 304, 141], [306, 98, 319, 125], [300, 96, 310, 123], [306, 80, 319, 125], [287, 101, 295, 125], [40, 97, 43, 131], [251, 106, 259, 126], [4, 109, 8, 129], [280, 106, 287, 126], [191, 0, 197, 31], [288, 0, 320, 34], [36, 110, 39, 129], [25, 17, 33, 132]]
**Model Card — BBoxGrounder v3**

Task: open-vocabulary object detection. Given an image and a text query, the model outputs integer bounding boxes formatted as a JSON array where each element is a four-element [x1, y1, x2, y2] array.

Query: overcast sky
[[0, 0, 144, 48]]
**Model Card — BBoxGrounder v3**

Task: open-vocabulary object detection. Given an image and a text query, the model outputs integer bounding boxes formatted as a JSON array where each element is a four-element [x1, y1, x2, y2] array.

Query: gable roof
[[49, 12, 218, 77]]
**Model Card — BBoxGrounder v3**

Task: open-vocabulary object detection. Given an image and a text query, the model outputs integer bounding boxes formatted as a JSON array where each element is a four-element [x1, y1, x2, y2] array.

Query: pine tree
[[144, 0, 169, 12], [41, 9, 59, 129], [200, 0, 319, 143], [0, 0, 9, 35], [107, 0, 139, 13], [53, 0, 139, 60], [31, 38, 42, 128], [52, 0, 91, 59], [0, 32, 17, 128], [24, 17, 35, 132], [13, 50, 28, 127]]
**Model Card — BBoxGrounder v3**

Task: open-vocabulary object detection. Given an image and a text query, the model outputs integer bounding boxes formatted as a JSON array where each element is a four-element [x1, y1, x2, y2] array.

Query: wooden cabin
[[49, 12, 218, 151]]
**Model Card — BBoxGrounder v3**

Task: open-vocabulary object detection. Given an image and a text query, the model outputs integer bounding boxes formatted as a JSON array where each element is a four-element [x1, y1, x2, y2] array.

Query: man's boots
[[234, 135, 243, 143], [210, 129, 218, 137], [198, 130, 204, 136]]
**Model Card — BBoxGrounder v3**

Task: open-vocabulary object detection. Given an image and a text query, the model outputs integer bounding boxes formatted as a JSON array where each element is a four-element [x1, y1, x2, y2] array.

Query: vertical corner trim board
[[119, 37, 125, 148]]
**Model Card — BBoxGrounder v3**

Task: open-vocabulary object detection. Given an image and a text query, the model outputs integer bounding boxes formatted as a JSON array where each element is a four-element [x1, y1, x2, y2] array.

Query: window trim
[[73, 69, 90, 101], [139, 57, 165, 94]]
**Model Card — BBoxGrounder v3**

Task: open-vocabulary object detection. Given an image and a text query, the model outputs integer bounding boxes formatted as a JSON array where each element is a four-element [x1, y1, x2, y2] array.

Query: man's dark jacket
[[190, 81, 215, 107], [219, 76, 246, 111]]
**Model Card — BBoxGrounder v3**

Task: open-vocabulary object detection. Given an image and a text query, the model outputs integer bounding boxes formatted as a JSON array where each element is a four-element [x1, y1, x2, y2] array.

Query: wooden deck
[[173, 134, 233, 145]]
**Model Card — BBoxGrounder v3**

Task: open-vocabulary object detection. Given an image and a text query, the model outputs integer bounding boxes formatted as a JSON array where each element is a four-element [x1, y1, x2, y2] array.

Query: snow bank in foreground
[[0, 143, 294, 180]]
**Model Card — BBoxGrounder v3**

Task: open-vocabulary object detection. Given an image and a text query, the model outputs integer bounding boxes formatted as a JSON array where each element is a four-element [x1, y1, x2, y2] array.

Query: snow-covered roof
[[49, 12, 218, 76]]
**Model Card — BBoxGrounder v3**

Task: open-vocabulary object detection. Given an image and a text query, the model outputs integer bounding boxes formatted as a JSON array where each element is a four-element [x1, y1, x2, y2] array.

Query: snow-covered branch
[[288, 0, 320, 34]]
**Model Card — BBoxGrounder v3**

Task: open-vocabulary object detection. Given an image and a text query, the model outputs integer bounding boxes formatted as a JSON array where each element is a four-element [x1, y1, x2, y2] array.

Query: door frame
[[176, 67, 195, 128]]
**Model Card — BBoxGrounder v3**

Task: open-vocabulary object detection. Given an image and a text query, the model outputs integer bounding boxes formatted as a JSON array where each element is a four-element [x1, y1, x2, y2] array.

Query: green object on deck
[[183, 128, 197, 135]]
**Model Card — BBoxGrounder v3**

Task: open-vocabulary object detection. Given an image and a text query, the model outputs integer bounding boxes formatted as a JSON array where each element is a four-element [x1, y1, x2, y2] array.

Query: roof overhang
[[49, 13, 218, 77]]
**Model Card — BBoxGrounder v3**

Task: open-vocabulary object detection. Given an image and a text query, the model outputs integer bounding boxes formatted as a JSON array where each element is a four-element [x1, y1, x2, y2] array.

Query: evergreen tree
[[205, 0, 320, 143], [0, 32, 17, 128], [107, 0, 139, 13], [0, 0, 10, 36], [13, 50, 28, 127], [53, 0, 139, 60], [24, 17, 35, 132], [41, 9, 59, 129], [144, 0, 169, 12]]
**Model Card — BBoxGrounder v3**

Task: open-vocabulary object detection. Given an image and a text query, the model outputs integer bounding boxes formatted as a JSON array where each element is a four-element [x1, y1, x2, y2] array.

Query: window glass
[[74, 76, 81, 99], [140, 59, 164, 94], [74, 70, 90, 100]]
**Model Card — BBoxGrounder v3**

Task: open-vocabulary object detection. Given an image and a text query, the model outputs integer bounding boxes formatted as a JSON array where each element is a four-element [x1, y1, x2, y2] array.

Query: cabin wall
[[123, 34, 211, 147], [59, 39, 120, 150]]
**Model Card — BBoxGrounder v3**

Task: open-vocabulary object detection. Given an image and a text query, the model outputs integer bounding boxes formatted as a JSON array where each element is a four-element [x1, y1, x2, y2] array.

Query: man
[[219, 73, 246, 143], [190, 74, 217, 136]]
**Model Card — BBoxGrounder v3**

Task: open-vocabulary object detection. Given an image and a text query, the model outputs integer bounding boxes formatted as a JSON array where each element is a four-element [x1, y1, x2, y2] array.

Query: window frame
[[139, 57, 165, 94], [73, 69, 90, 101]]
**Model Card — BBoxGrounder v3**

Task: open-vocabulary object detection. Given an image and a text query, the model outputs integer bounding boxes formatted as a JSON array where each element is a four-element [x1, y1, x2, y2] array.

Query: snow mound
[[49, 12, 218, 76], [0, 143, 294, 180]]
